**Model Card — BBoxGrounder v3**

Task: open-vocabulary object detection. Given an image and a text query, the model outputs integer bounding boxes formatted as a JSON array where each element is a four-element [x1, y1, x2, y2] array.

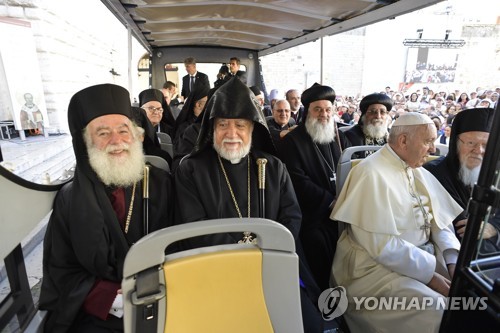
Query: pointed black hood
[[194, 77, 275, 155]]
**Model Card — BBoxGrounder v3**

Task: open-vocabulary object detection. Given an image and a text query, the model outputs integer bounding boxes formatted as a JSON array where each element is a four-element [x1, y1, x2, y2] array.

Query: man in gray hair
[[331, 112, 461, 333]]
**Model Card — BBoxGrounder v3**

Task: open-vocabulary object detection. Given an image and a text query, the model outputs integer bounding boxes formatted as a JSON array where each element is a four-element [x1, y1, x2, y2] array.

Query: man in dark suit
[[228, 57, 248, 85], [181, 57, 210, 100]]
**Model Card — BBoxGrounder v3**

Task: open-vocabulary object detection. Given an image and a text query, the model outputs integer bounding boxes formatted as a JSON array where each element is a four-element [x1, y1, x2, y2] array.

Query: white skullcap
[[392, 112, 433, 127], [269, 89, 280, 100]]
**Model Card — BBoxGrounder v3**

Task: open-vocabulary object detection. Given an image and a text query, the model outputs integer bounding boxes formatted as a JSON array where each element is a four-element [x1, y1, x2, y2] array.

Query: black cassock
[[175, 148, 329, 332], [39, 167, 173, 332], [425, 156, 500, 256], [279, 123, 346, 290]]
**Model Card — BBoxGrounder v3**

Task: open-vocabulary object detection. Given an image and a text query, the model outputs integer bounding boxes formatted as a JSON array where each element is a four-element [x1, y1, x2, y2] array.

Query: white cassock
[[331, 145, 462, 333]]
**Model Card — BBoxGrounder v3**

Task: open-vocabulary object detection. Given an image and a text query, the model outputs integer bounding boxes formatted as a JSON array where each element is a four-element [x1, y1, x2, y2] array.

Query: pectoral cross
[[238, 231, 257, 244], [420, 222, 431, 231], [330, 172, 336, 182]]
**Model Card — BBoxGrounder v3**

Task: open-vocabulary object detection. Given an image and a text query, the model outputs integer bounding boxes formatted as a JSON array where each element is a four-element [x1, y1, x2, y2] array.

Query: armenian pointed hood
[[194, 77, 276, 155]]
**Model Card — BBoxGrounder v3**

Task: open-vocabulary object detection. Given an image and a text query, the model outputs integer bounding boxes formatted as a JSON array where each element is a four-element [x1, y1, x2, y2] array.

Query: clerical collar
[[220, 155, 248, 165]]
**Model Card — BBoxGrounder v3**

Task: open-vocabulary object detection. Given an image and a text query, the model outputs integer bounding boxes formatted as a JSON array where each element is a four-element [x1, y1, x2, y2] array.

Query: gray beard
[[87, 139, 145, 187], [362, 121, 388, 139], [458, 162, 481, 188], [305, 116, 336, 144], [213, 138, 252, 164]]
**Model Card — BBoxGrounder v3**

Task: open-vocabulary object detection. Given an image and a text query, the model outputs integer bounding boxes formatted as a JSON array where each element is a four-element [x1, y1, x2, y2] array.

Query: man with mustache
[[342, 93, 392, 158], [39, 84, 174, 332], [279, 83, 349, 290], [425, 107, 499, 255]]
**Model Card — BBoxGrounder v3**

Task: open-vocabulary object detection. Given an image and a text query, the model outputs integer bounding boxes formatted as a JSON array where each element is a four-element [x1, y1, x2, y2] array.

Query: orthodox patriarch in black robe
[[342, 93, 392, 157], [425, 107, 500, 255], [175, 77, 336, 332], [279, 83, 349, 291], [39, 84, 173, 332]]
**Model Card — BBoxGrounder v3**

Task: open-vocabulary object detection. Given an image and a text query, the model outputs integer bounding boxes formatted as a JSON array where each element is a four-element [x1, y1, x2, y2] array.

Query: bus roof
[[102, 0, 443, 56]]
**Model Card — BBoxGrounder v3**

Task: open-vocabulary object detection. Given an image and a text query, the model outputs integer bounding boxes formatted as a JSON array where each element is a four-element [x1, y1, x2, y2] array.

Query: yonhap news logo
[[318, 285, 489, 319], [318, 286, 349, 320]]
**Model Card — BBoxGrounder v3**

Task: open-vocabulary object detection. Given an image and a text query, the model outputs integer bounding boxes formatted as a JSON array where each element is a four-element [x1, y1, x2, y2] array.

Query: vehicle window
[[164, 63, 247, 90]]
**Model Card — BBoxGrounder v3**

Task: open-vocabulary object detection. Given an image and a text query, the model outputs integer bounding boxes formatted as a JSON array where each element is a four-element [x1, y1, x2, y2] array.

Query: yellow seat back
[[163, 248, 273, 333]]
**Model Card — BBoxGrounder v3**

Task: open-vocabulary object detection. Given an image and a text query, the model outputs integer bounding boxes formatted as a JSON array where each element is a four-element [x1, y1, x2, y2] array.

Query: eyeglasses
[[458, 137, 487, 150], [366, 109, 388, 115], [145, 107, 163, 114]]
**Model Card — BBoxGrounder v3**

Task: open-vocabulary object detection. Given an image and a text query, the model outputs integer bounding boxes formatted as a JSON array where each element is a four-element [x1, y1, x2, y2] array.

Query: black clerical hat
[[249, 85, 261, 96], [301, 83, 336, 119], [195, 77, 275, 155], [68, 83, 132, 136], [359, 93, 393, 115], [445, 107, 494, 175], [138, 88, 164, 106], [451, 107, 494, 135]]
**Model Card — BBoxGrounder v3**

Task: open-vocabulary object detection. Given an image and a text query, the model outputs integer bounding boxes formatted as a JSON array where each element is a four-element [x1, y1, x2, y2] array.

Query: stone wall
[[0, 0, 146, 132]]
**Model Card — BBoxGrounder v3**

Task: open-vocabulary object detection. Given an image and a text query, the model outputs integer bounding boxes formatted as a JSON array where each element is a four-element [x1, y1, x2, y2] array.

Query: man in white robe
[[330, 113, 462, 333]]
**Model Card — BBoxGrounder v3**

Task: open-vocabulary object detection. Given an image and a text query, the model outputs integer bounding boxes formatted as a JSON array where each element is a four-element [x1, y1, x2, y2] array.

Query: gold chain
[[217, 154, 250, 218], [124, 181, 137, 234]]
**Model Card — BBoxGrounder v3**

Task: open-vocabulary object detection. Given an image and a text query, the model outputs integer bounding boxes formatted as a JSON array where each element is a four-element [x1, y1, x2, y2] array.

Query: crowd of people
[[38, 57, 499, 332]]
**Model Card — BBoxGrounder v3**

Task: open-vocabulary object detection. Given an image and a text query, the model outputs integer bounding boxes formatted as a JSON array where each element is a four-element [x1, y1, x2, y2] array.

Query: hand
[[447, 263, 456, 280], [455, 219, 467, 238], [427, 272, 451, 297], [117, 289, 122, 294], [481, 222, 498, 239]]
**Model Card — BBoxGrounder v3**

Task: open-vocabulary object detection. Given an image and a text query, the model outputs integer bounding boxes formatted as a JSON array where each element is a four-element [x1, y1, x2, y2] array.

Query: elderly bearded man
[[279, 83, 349, 290], [425, 107, 499, 255], [342, 92, 392, 157], [39, 84, 174, 332], [175, 77, 336, 332], [331, 113, 462, 333]]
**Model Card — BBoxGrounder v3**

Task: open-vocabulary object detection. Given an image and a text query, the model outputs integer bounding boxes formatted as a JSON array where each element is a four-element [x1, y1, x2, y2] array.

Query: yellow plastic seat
[[122, 218, 303, 333]]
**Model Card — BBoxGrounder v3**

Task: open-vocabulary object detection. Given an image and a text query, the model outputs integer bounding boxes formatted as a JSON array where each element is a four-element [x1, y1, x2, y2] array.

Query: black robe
[[39, 167, 173, 332], [424, 156, 500, 255], [343, 124, 387, 157], [278, 123, 346, 290], [266, 117, 295, 149], [175, 148, 330, 332]]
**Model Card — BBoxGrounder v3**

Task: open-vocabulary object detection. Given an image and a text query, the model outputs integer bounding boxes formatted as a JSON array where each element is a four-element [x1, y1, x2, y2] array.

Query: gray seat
[[145, 155, 170, 172], [157, 132, 172, 144], [435, 143, 448, 156], [122, 218, 303, 333], [336, 145, 383, 195], [160, 143, 173, 158]]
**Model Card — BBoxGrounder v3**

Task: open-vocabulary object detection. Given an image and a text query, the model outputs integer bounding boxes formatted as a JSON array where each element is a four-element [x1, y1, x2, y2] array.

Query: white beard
[[363, 121, 388, 139], [458, 161, 481, 188], [213, 138, 252, 163], [305, 116, 336, 144], [87, 139, 145, 187]]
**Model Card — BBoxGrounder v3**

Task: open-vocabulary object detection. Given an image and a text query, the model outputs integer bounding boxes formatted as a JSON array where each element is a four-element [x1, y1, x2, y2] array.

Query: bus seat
[[435, 143, 448, 156], [145, 155, 170, 172], [336, 145, 383, 196], [122, 218, 303, 333], [160, 143, 173, 158], [157, 132, 172, 144]]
